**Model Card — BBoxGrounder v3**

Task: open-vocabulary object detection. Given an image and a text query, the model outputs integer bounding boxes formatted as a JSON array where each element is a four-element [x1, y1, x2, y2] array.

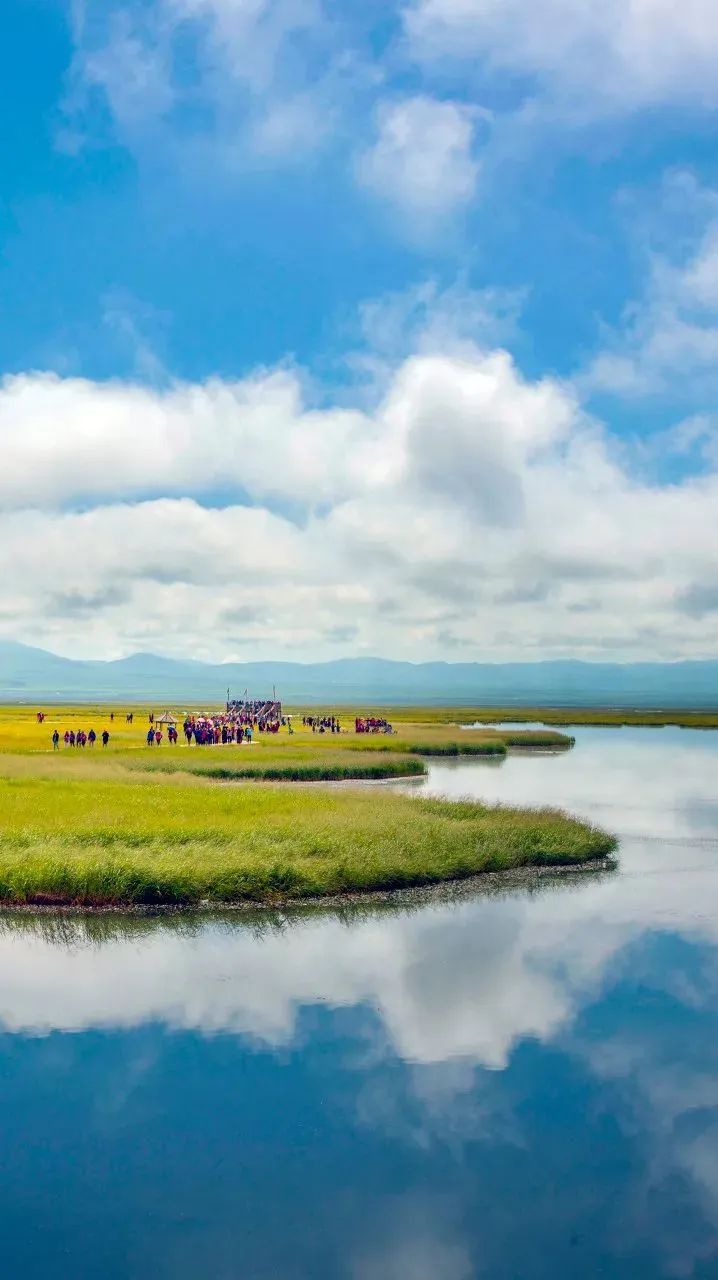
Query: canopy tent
[[155, 712, 178, 725]]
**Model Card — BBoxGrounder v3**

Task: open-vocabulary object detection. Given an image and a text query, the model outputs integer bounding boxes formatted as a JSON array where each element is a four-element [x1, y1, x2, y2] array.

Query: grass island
[[0, 704, 617, 907]]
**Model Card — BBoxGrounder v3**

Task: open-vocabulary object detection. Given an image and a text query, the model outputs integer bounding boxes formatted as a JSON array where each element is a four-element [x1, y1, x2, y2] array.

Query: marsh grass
[[404, 740, 506, 757], [128, 755, 426, 782], [0, 775, 616, 906]]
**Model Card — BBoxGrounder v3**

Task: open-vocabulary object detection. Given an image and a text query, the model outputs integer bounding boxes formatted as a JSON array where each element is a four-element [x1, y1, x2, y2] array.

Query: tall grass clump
[[403, 740, 508, 758], [496, 730, 575, 748], [133, 757, 426, 782]]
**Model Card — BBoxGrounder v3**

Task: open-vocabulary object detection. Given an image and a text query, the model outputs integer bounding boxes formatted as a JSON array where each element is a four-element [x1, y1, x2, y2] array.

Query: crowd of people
[[302, 715, 342, 734], [145, 725, 179, 746], [53, 728, 110, 748], [177, 707, 290, 745], [226, 699, 282, 728], [42, 699, 396, 751], [355, 716, 394, 734]]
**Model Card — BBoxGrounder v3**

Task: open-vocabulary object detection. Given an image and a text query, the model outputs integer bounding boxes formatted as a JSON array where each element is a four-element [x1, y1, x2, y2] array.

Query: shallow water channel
[[1, 726, 717, 1278]]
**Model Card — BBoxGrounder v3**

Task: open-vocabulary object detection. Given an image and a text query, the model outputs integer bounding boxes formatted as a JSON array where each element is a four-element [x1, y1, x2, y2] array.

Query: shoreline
[[0, 855, 616, 916]]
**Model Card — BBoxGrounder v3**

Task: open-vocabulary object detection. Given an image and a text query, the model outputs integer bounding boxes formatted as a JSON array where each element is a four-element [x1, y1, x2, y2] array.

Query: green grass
[[489, 729, 575, 747], [0, 775, 616, 907], [0, 706, 615, 909], [403, 740, 507, 757], [126, 755, 426, 782], [315, 705, 718, 729]]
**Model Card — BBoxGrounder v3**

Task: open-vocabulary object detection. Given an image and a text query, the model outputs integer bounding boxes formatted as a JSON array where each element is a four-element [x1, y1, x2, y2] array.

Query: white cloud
[[64, 0, 344, 162], [81, 15, 175, 131], [357, 279, 523, 360], [357, 96, 480, 227], [352, 1215, 473, 1280], [404, 0, 718, 114], [0, 368, 370, 510], [1, 335, 718, 661], [583, 182, 718, 400]]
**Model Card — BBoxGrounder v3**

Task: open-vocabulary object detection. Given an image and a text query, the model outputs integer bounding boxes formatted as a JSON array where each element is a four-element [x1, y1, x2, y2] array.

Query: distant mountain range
[[1, 640, 717, 706]]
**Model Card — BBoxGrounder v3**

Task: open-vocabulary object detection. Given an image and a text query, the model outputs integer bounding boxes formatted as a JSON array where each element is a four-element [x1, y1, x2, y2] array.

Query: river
[[0, 726, 716, 1278]]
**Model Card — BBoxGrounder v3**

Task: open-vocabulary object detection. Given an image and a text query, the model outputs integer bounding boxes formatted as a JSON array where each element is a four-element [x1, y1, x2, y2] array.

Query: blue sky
[[2, 0, 718, 661]]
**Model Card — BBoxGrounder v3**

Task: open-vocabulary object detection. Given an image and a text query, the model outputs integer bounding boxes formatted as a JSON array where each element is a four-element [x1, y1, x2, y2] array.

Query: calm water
[[1, 727, 717, 1279]]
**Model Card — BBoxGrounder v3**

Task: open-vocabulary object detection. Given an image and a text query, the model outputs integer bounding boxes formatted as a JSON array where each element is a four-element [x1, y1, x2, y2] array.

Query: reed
[[129, 756, 425, 782]]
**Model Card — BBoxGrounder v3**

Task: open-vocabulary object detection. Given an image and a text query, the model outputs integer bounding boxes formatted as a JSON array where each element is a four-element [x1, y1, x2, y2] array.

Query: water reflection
[[0, 727, 716, 1278], [417, 725, 718, 843]]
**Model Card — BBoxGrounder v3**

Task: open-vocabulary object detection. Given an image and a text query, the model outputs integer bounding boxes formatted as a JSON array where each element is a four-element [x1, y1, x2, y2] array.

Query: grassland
[[317, 705, 718, 729], [0, 775, 615, 906], [0, 704, 615, 906], [0, 706, 573, 749]]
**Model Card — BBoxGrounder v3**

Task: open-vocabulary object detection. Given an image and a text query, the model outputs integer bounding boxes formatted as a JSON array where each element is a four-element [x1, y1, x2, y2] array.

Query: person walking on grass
[[102, 730, 110, 747], [52, 730, 59, 750], [146, 727, 155, 747], [88, 729, 96, 747]]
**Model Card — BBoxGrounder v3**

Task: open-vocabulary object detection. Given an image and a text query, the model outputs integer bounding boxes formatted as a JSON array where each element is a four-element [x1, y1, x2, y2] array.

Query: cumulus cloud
[[357, 96, 481, 228], [0, 368, 369, 510], [403, 0, 718, 114], [1, 334, 718, 660]]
